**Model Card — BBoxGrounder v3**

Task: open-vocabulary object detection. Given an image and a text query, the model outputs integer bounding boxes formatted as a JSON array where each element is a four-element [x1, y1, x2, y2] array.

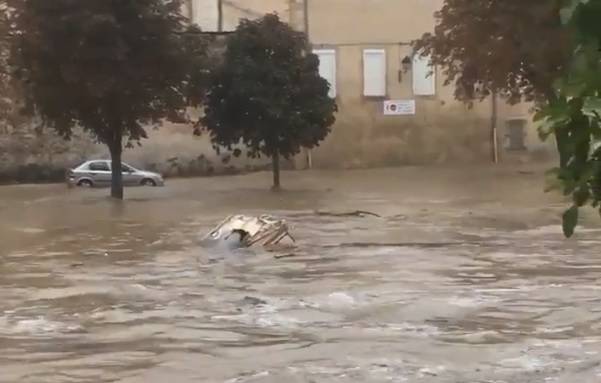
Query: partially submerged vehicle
[[201, 214, 295, 250], [67, 160, 164, 188]]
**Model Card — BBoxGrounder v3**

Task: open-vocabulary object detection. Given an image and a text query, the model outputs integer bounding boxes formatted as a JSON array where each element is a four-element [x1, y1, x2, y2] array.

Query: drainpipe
[[303, 0, 309, 37], [491, 90, 499, 164], [217, 0, 223, 32], [303, 0, 313, 169], [187, 0, 193, 22]]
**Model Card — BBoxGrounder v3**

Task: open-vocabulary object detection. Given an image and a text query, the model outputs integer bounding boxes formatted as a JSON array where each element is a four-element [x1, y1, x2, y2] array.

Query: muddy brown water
[[1, 166, 601, 383]]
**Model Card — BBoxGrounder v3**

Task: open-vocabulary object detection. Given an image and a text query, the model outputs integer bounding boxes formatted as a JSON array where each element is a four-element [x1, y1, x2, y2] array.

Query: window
[[412, 54, 436, 96], [363, 49, 386, 97], [505, 119, 527, 151], [89, 161, 110, 171], [314, 49, 337, 98], [191, 0, 219, 32], [121, 164, 134, 173]]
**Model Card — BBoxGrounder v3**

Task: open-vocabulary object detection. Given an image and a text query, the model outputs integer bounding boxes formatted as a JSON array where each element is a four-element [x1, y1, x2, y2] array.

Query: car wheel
[[141, 178, 157, 187], [77, 179, 93, 188]]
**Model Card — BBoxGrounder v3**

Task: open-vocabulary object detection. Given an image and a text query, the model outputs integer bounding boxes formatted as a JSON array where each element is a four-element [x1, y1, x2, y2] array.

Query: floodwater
[[1, 165, 601, 383]]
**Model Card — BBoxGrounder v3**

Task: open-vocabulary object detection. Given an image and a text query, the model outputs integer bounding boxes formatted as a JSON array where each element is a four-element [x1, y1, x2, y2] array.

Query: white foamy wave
[[212, 310, 303, 329], [225, 370, 270, 383], [497, 355, 550, 371], [299, 291, 363, 311], [0, 315, 83, 336]]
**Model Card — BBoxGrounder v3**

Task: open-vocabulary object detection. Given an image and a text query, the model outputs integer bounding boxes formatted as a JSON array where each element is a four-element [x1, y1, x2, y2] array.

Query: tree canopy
[[11, 0, 206, 198], [414, 0, 601, 236], [0, 1, 12, 127], [413, 0, 569, 104], [201, 13, 337, 190], [535, 0, 601, 237]]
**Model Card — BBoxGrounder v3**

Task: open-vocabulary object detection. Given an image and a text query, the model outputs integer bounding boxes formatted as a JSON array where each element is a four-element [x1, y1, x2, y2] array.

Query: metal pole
[[304, 0, 313, 169], [186, 0, 194, 22], [303, 0, 309, 36], [491, 90, 499, 164], [217, 0, 223, 32]]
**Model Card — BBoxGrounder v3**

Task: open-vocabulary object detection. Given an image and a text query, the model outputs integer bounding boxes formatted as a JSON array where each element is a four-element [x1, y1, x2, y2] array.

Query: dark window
[[89, 161, 110, 171], [505, 119, 527, 151]]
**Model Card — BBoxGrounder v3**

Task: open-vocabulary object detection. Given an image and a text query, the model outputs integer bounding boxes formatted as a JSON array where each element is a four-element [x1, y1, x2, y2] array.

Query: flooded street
[[1, 165, 601, 383]]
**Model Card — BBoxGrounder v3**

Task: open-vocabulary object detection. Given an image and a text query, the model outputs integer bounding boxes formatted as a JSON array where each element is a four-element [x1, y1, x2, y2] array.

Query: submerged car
[[67, 160, 164, 188], [201, 214, 295, 250]]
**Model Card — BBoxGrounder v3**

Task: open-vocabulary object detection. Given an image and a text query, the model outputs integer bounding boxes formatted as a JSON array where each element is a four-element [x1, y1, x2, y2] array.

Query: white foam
[[225, 371, 270, 383], [498, 355, 549, 371], [1, 316, 83, 336], [418, 365, 446, 377], [326, 292, 357, 308], [14, 227, 46, 234]]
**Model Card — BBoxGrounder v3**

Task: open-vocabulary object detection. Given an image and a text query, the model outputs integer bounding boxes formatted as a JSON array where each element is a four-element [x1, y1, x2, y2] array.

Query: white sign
[[383, 100, 415, 115]]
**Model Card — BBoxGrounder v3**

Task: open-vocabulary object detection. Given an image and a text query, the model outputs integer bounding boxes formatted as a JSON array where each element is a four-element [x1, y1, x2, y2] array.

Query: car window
[[74, 161, 87, 170], [121, 164, 134, 172], [89, 161, 110, 171]]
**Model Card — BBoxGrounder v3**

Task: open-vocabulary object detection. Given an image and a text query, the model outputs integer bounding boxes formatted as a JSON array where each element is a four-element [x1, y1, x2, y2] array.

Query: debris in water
[[314, 210, 381, 218], [241, 296, 268, 306], [201, 214, 295, 250]]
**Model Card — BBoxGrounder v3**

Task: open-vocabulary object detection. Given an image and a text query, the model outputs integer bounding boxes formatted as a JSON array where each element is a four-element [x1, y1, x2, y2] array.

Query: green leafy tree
[[201, 14, 337, 190], [11, 0, 205, 198], [413, 0, 569, 104], [412, 0, 601, 236], [1, 0, 30, 150], [535, 0, 601, 237], [0, 1, 12, 129]]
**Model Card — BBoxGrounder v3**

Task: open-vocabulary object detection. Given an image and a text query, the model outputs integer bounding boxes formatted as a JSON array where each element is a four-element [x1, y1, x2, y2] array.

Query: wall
[[119, 121, 274, 177], [304, 0, 555, 168], [222, 0, 292, 30], [0, 119, 271, 183], [1, 1, 293, 183], [1, 0, 556, 183], [0, 123, 102, 183], [309, 0, 442, 45], [187, 0, 294, 31]]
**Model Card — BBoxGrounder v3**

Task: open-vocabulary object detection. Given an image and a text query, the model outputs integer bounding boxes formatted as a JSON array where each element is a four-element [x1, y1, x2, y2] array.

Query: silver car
[[67, 160, 164, 188]]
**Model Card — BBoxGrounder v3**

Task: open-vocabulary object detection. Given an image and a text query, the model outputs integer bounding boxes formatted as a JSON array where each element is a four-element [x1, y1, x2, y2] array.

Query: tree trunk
[[109, 136, 124, 200], [271, 150, 281, 191]]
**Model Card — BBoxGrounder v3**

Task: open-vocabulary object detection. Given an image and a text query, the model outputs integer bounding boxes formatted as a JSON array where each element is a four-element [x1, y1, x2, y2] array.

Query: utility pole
[[491, 89, 499, 164], [217, 0, 223, 32], [303, 0, 313, 169], [303, 0, 309, 37]]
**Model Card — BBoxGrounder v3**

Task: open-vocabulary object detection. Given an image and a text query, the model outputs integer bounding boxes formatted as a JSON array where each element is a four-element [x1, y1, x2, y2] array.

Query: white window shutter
[[314, 49, 337, 98], [412, 54, 436, 96], [192, 0, 219, 32], [363, 49, 386, 97]]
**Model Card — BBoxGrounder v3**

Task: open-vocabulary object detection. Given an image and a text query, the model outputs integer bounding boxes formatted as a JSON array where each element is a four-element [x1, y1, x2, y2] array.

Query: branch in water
[[314, 210, 382, 218]]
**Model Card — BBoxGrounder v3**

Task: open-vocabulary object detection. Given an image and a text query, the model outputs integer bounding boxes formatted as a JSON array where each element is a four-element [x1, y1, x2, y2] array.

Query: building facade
[[178, 0, 553, 170], [5, 0, 552, 182]]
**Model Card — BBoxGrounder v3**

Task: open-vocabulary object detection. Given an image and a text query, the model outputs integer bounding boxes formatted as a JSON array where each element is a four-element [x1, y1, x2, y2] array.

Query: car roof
[[84, 159, 134, 164], [77, 160, 134, 168]]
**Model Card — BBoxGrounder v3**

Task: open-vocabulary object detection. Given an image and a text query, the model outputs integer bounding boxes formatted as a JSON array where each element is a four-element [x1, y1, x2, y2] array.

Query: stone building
[[178, 0, 553, 169], [1, 0, 554, 182]]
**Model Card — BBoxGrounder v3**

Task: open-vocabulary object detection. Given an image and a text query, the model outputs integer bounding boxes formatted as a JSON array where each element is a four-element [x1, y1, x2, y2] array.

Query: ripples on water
[[1, 171, 601, 383]]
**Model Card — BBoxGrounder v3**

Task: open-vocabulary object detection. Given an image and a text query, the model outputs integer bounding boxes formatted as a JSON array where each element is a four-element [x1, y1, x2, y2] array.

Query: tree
[[11, 0, 205, 199], [535, 0, 601, 237], [1, 1, 29, 145], [201, 13, 337, 190], [0, 1, 12, 128], [413, 0, 601, 236], [413, 0, 569, 104]]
